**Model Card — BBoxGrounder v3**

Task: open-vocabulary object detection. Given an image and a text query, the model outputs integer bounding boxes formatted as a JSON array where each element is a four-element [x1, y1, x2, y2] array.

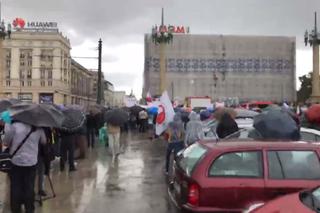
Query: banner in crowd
[[156, 91, 175, 135]]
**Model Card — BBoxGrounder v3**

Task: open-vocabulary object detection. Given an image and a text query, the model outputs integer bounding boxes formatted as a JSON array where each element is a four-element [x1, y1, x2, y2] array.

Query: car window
[[209, 151, 263, 178], [301, 132, 317, 142], [177, 143, 207, 176], [268, 151, 320, 180]]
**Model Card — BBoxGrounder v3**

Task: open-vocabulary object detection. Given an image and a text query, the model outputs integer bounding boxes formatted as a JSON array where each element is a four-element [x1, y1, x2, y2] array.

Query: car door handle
[[239, 183, 248, 186]]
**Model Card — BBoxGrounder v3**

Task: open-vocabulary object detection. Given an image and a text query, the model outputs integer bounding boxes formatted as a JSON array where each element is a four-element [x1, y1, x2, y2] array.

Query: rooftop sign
[[152, 25, 190, 34], [13, 18, 58, 32]]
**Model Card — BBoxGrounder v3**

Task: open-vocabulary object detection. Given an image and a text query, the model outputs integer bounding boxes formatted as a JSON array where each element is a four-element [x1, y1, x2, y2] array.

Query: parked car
[[169, 141, 320, 212], [251, 186, 320, 213], [300, 127, 320, 142]]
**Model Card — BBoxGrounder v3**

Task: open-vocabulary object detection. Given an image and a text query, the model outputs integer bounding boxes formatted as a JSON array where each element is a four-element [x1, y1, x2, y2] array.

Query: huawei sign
[[13, 18, 25, 29]]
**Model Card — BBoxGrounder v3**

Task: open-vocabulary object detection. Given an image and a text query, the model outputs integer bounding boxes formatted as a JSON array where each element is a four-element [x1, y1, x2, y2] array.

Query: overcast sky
[[3, 0, 320, 98]]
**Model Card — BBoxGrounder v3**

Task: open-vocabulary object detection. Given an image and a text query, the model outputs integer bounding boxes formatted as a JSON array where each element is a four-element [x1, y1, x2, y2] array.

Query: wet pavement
[[0, 131, 179, 213]]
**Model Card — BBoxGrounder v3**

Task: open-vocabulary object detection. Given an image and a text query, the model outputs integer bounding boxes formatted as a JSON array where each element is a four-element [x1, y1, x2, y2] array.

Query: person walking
[[184, 112, 204, 146], [59, 131, 76, 172], [108, 123, 121, 163], [3, 121, 46, 213], [216, 112, 239, 139], [139, 109, 148, 132], [165, 114, 185, 175]]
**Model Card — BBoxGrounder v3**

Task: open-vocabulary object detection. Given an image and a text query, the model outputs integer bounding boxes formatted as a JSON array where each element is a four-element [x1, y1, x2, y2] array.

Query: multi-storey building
[[143, 34, 296, 102], [0, 22, 97, 105]]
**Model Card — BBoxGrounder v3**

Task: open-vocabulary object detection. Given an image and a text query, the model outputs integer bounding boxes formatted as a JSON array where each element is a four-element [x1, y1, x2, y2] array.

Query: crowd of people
[[0, 100, 311, 213], [0, 109, 112, 213]]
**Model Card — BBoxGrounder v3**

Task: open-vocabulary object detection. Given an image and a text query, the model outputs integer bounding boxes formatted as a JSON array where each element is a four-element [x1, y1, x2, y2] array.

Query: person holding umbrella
[[2, 114, 47, 213], [105, 109, 128, 162]]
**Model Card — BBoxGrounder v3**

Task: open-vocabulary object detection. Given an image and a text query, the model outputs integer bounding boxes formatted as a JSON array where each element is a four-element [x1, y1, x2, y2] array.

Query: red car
[[169, 141, 320, 212], [252, 186, 320, 212]]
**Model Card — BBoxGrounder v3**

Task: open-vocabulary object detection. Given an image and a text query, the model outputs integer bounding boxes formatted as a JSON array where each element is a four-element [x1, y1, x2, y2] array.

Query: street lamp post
[[152, 8, 173, 95], [305, 12, 320, 103]]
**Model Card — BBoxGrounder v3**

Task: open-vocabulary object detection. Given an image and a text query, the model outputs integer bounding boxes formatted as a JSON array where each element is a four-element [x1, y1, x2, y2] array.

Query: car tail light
[[188, 183, 199, 206]]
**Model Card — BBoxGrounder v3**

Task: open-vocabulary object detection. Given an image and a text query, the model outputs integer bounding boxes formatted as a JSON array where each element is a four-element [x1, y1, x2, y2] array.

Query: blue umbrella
[[200, 110, 211, 121], [148, 106, 158, 115]]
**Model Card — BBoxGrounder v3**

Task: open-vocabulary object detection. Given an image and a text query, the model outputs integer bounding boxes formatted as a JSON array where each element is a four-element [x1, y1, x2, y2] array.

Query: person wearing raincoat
[[165, 113, 185, 174], [184, 112, 204, 146]]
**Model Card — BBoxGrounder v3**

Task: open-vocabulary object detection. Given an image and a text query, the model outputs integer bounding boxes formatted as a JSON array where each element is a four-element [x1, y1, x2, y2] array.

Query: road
[[0, 131, 179, 213]]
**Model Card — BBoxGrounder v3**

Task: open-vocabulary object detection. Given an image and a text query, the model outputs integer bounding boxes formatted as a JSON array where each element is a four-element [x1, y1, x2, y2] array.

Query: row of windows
[[5, 81, 52, 87], [209, 151, 320, 179]]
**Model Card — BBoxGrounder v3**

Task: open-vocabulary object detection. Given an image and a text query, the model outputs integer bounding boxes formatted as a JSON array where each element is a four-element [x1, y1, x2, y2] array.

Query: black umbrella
[[105, 109, 129, 126], [60, 108, 86, 133], [9, 103, 64, 128], [130, 105, 144, 115], [253, 110, 300, 140], [0, 99, 21, 113]]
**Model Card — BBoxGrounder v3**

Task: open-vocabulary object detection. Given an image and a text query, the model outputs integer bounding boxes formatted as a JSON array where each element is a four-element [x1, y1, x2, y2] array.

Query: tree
[[297, 72, 312, 103]]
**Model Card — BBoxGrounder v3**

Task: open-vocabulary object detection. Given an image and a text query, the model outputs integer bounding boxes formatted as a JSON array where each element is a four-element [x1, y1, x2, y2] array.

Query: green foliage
[[297, 72, 312, 103]]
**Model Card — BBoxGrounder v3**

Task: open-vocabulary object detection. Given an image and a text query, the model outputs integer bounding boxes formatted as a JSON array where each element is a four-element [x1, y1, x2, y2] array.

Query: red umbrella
[[306, 104, 320, 124]]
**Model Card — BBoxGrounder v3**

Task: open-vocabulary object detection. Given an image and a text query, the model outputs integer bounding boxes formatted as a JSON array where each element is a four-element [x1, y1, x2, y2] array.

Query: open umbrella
[[235, 108, 259, 118], [105, 109, 129, 126], [130, 105, 144, 115], [306, 104, 320, 124], [0, 99, 21, 113], [60, 108, 86, 133], [87, 104, 105, 115], [9, 103, 64, 128], [253, 110, 300, 140]]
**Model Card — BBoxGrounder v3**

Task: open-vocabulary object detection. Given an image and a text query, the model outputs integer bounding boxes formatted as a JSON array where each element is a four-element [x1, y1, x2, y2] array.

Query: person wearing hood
[[216, 112, 239, 139], [184, 112, 204, 146], [165, 113, 185, 174]]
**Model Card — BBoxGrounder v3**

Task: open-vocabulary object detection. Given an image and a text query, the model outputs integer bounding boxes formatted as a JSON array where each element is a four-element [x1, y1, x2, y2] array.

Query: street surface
[[0, 131, 179, 213]]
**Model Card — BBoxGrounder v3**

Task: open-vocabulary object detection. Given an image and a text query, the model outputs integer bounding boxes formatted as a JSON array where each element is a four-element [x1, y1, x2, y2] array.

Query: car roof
[[199, 140, 320, 150], [301, 127, 320, 136]]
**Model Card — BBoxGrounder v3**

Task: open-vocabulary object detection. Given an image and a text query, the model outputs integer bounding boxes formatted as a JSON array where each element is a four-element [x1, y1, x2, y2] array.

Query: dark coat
[[216, 113, 239, 139]]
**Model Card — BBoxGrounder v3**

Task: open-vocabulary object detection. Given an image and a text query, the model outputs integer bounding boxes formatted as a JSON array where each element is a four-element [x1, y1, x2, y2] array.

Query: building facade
[[1, 30, 97, 105], [143, 34, 296, 102], [104, 80, 114, 107], [112, 91, 126, 107], [71, 60, 96, 106]]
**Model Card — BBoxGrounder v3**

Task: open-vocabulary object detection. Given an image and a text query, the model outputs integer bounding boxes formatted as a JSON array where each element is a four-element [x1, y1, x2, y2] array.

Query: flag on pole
[[156, 91, 175, 136]]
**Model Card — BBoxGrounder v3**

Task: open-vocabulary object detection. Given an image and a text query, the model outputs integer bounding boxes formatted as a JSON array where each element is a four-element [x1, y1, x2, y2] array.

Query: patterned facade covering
[[143, 34, 296, 102]]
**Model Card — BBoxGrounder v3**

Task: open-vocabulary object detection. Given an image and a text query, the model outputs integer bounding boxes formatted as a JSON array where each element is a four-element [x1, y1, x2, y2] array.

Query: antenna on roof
[[161, 8, 164, 26]]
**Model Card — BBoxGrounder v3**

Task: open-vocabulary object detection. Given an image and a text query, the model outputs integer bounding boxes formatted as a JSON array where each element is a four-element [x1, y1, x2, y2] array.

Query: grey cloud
[[3, 0, 320, 49], [104, 72, 138, 88]]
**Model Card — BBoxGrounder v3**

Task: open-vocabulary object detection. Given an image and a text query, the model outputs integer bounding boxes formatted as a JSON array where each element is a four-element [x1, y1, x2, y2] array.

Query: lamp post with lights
[[151, 8, 173, 95]]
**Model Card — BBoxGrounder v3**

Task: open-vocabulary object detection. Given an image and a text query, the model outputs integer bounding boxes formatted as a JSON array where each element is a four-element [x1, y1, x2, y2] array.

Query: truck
[[186, 96, 212, 109]]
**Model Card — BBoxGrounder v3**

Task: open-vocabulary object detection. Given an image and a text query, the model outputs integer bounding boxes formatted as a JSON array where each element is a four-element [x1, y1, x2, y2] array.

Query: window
[[27, 70, 32, 79], [21, 81, 25, 87], [301, 132, 317, 142], [48, 81, 52, 86], [48, 70, 52, 79], [268, 151, 320, 180], [177, 143, 207, 176], [6, 81, 10, 86], [27, 81, 32, 87], [209, 151, 263, 178], [41, 81, 45, 87], [40, 69, 45, 79]]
